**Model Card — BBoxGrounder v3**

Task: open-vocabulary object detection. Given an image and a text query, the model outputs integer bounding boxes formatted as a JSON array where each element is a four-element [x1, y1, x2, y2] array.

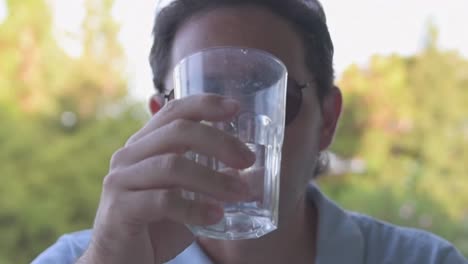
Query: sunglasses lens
[[165, 79, 303, 125], [285, 79, 303, 125]]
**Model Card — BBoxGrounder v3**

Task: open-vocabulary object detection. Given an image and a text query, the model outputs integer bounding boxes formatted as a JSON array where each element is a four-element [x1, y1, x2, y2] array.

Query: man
[[33, 0, 467, 263]]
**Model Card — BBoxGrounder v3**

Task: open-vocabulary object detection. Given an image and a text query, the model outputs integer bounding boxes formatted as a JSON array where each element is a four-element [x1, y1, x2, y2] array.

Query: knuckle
[[170, 119, 193, 132], [125, 134, 138, 146], [156, 190, 171, 213], [102, 171, 122, 190], [110, 147, 130, 166], [162, 98, 179, 114], [158, 154, 181, 172]]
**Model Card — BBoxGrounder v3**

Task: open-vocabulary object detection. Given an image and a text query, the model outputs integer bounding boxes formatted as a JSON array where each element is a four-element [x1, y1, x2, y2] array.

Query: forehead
[[170, 5, 306, 76]]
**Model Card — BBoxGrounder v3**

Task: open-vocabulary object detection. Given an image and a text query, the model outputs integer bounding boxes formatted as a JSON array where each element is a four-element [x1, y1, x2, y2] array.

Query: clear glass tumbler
[[173, 47, 287, 240]]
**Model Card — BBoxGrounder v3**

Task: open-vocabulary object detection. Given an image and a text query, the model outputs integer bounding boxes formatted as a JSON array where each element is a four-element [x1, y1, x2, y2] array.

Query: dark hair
[[149, 0, 333, 176], [150, 0, 334, 100]]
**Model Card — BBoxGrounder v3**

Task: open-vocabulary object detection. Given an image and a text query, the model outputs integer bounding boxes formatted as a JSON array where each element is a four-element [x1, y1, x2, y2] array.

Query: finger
[[127, 94, 240, 146], [117, 190, 224, 226], [239, 167, 265, 202], [162, 191, 224, 226], [104, 154, 250, 202], [116, 119, 255, 169], [219, 167, 264, 202]]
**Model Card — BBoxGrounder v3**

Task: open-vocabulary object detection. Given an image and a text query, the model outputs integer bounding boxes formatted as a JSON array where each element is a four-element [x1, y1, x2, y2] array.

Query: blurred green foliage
[[0, 1, 467, 263], [0, 0, 145, 263], [321, 23, 468, 256], [0, 107, 145, 263]]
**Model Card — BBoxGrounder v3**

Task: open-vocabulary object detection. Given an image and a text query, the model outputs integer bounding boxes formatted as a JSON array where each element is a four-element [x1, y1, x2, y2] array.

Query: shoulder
[[32, 229, 92, 264], [347, 212, 467, 264]]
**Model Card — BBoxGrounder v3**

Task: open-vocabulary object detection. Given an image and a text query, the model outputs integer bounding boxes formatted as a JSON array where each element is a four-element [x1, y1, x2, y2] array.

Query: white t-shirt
[[32, 184, 467, 264]]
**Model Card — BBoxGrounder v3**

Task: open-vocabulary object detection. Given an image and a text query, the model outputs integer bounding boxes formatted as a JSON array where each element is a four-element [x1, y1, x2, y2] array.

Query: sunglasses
[[163, 77, 308, 126]]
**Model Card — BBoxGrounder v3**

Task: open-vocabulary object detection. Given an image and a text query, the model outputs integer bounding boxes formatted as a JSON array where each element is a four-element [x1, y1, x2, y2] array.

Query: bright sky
[[1, 0, 467, 100]]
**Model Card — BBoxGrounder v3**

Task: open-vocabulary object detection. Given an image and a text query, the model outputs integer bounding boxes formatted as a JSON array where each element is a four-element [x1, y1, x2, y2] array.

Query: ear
[[149, 94, 165, 115], [319, 86, 343, 150]]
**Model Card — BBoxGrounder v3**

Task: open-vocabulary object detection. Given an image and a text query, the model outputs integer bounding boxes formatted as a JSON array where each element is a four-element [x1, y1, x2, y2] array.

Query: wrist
[[76, 242, 108, 264], [75, 251, 95, 264]]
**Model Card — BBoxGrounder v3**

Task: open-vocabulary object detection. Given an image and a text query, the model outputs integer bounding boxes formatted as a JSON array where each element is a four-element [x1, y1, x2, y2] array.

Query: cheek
[[278, 92, 322, 204], [282, 90, 322, 161]]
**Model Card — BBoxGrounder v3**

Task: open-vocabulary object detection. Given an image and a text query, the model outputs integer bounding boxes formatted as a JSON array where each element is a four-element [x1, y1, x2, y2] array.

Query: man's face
[[165, 5, 338, 219]]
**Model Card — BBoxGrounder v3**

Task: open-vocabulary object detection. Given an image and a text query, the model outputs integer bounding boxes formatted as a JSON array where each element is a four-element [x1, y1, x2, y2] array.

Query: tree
[[0, 0, 140, 262], [322, 25, 468, 255], [0, 0, 127, 119]]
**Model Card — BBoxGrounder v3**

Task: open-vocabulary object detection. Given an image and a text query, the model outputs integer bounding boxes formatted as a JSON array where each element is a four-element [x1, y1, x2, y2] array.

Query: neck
[[197, 194, 318, 264]]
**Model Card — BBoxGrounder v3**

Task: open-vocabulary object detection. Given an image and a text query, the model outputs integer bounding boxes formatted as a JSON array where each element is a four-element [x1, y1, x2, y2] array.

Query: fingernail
[[222, 99, 239, 113], [239, 144, 256, 165]]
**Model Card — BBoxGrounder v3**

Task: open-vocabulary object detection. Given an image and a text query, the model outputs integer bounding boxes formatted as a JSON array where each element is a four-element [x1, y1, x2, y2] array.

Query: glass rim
[[174, 46, 288, 75]]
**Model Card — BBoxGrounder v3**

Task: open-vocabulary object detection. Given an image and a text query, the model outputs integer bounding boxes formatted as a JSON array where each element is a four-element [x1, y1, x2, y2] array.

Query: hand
[[79, 95, 255, 264]]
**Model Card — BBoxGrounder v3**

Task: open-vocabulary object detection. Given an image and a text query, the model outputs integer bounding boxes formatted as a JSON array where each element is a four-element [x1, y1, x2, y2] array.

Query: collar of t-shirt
[[168, 183, 365, 264]]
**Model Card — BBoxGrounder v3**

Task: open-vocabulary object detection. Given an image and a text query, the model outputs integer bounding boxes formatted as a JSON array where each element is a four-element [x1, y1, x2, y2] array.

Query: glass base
[[189, 211, 277, 240]]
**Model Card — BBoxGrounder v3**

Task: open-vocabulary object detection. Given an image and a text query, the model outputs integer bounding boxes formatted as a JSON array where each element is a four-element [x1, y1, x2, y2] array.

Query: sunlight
[[49, 0, 85, 58], [46, 0, 468, 101], [0, 0, 7, 24]]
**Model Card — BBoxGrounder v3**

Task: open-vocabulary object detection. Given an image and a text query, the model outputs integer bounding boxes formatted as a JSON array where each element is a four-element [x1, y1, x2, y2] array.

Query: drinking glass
[[173, 47, 287, 240]]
